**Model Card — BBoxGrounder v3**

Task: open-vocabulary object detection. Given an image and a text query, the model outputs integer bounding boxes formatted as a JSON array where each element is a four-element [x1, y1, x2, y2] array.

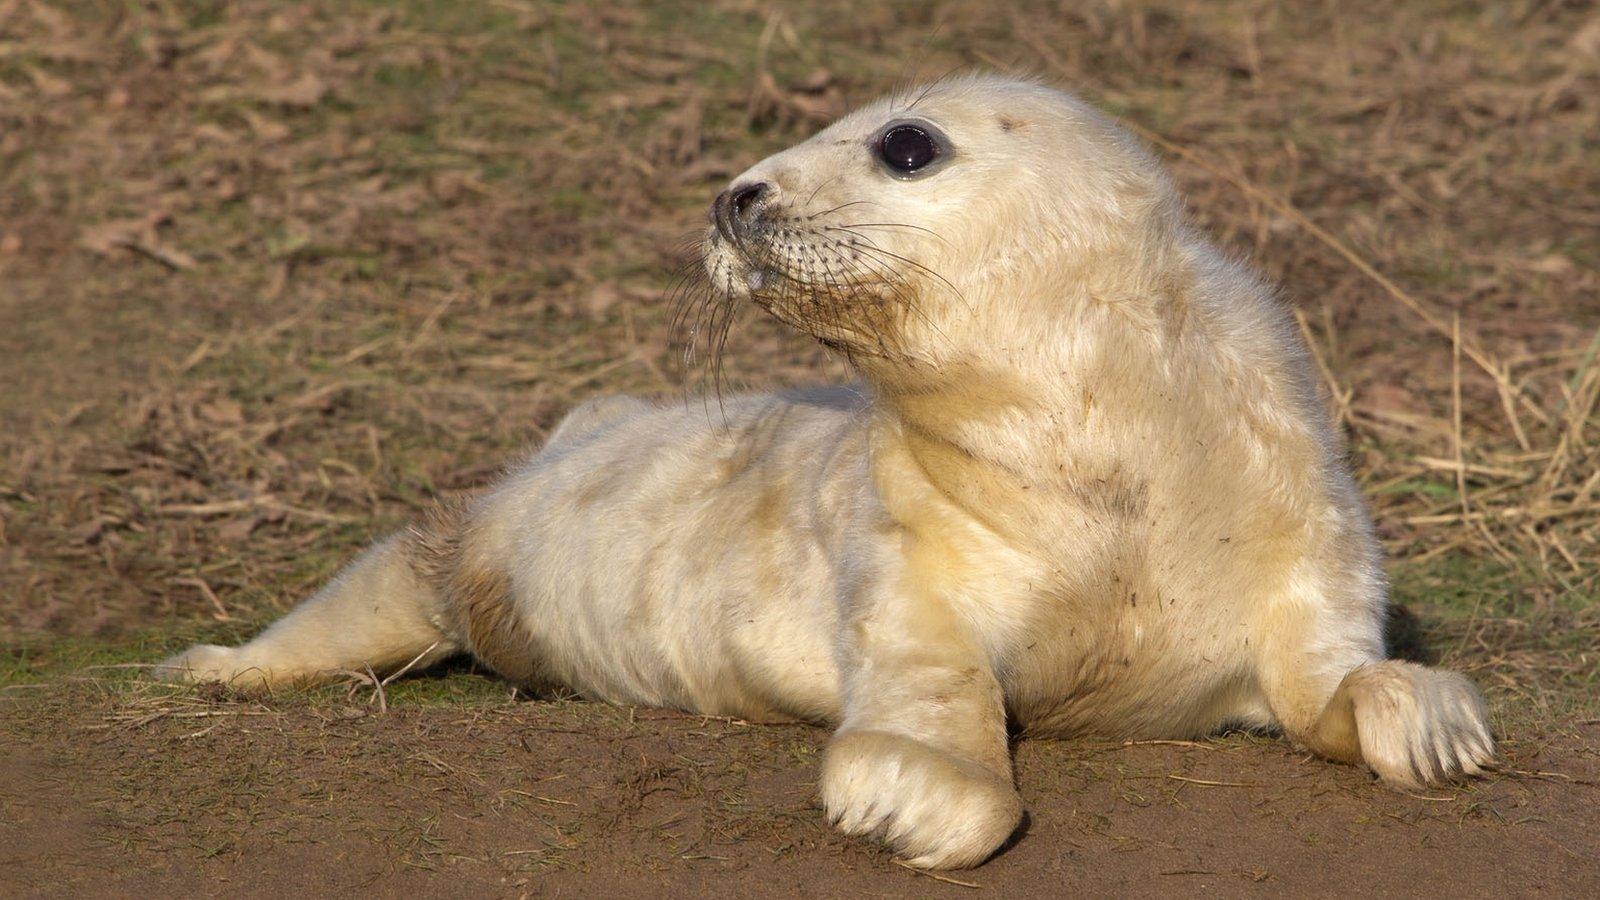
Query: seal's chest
[[1000, 589, 1261, 738]]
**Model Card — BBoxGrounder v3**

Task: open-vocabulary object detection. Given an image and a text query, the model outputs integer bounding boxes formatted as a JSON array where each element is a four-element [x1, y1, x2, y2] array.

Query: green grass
[[1391, 552, 1600, 731]]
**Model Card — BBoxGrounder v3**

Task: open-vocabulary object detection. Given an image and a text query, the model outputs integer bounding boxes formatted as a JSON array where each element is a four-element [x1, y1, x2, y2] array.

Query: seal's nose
[[712, 181, 771, 241], [731, 182, 767, 219]]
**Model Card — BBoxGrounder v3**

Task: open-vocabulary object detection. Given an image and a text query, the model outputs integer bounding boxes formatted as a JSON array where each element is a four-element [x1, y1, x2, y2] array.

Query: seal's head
[[701, 74, 1184, 373]]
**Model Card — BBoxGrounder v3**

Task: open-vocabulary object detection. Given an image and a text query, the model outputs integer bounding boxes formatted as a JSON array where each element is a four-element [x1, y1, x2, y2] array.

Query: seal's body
[[164, 75, 1494, 869]]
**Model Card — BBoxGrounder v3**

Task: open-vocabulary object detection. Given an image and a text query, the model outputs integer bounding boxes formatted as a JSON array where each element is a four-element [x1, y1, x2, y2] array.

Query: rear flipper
[[159, 395, 651, 691], [158, 534, 460, 690]]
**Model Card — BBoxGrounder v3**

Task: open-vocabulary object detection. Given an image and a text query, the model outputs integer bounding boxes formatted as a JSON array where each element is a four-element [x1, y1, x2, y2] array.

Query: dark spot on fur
[[570, 468, 614, 509], [1067, 467, 1150, 520], [406, 499, 550, 689], [751, 482, 786, 533]]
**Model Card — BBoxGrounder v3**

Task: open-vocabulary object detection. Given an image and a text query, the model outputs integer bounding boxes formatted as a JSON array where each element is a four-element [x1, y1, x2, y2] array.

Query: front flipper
[[822, 729, 1021, 869], [821, 566, 1021, 869], [1253, 582, 1495, 789], [1305, 660, 1495, 788]]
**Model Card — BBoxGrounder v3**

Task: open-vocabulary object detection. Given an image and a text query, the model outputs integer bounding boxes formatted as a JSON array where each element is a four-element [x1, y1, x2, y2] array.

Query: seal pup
[[161, 74, 1495, 870]]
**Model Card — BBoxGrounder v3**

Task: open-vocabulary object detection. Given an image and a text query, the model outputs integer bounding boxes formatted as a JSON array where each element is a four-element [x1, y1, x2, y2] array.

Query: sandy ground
[[5, 685, 1599, 898]]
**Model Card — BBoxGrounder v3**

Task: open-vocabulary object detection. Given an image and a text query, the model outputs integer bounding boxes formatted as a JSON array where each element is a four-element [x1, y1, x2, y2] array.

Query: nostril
[[731, 182, 768, 220]]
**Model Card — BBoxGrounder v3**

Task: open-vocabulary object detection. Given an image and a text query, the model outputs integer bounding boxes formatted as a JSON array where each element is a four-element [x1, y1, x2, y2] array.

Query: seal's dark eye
[[878, 125, 939, 173]]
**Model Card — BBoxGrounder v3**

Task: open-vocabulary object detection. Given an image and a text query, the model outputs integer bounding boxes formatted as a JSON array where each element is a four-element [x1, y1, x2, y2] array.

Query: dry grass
[[0, 0, 1596, 733]]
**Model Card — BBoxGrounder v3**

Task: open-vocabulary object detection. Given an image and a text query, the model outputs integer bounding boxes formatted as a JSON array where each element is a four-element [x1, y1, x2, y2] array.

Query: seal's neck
[[854, 246, 1203, 539], [859, 356, 1083, 550]]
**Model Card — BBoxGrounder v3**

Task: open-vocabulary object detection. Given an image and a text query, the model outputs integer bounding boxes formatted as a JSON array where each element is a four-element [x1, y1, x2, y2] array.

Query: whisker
[[807, 199, 876, 219], [843, 247, 952, 362], [805, 174, 843, 207], [902, 67, 963, 113], [845, 239, 969, 315], [829, 222, 951, 245]]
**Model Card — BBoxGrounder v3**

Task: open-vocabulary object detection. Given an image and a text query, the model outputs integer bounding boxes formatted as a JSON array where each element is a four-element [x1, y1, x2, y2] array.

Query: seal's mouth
[[742, 265, 769, 294], [688, 197, 940, 365], [708, 217, 891, 301], [702, 215, 792, 306], [699, 227, 761, 302]]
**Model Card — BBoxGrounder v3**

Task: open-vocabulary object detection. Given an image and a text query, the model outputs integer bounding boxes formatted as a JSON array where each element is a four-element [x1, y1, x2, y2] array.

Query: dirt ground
[[4, 691, 1598, 897], [2, 0, 1598, 896]]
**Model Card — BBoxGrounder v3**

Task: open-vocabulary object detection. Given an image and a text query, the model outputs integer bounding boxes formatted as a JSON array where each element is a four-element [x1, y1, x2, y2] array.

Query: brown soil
[[4, 687, 1599, 899]]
